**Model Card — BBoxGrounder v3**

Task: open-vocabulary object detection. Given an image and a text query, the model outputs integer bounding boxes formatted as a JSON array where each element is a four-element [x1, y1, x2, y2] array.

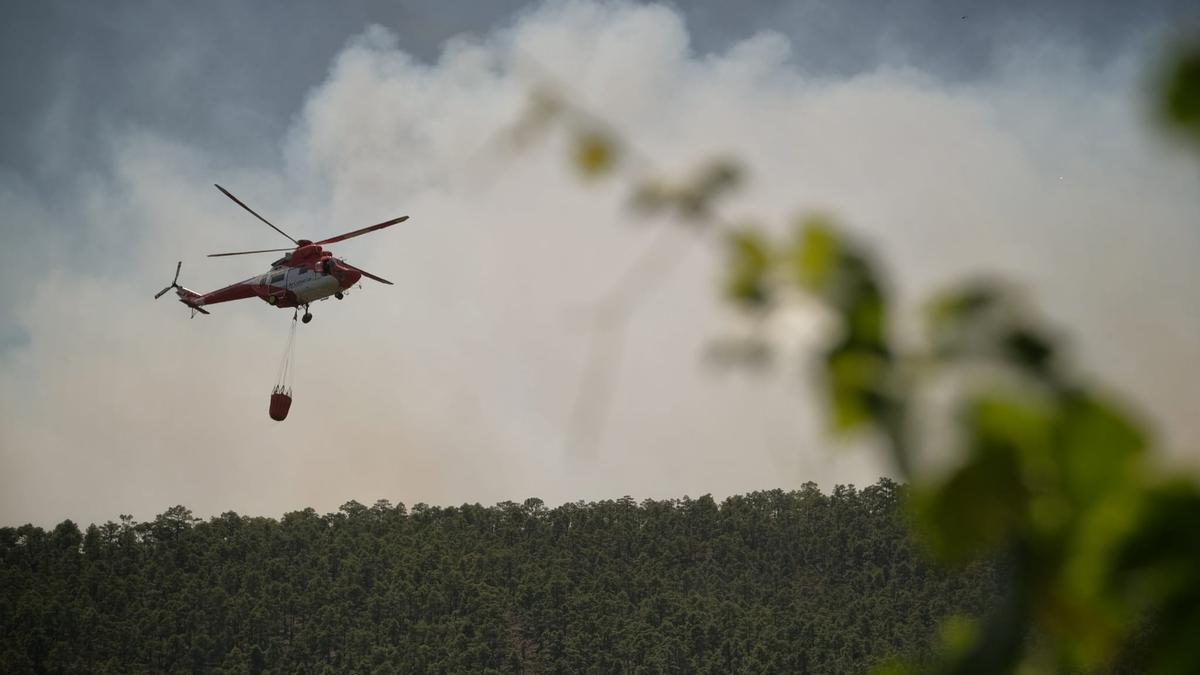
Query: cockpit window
[[269, 272, 286, 285]]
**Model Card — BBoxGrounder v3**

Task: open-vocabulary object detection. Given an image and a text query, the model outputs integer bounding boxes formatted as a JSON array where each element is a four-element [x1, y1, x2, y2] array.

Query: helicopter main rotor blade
[[342, 261, 394, 285], [214, 184, 298, 245], [207, 247, 295, 258], [314, 216, 408, 246]]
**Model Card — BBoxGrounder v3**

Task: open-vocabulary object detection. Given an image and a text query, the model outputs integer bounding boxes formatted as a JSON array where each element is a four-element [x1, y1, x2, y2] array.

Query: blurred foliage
[[528, 31, 1200, 675], [1159, 37, 1200, 148], [717, 215, 1195, 674], [511, 85, 743, 222], [632, 160, 743, 221], [573, 130, 617, 178]]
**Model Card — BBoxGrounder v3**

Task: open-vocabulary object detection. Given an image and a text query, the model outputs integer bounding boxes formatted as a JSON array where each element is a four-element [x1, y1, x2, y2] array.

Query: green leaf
[[914, 443, 1025, 562], [1002, 326, 1056, 378], [970, 392, 1056, 465], [1055, 392, 1146, 506], [915, 394, 1047, 561], [573, 131, 617, 178], [1113, 483, 1200, 675], [928, 283, 1003, 325], [723, 229, 773, 307], [825, 346, 891, 433], [940, 615, 979, 657], [846, 277, 886, 347], [789, 217, 839, 291], [1161, 40, 1200, 145]]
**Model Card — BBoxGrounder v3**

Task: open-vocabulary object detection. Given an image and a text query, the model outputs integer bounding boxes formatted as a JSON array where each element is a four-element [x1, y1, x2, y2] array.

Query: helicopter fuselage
[[182, 246, 363, 311]]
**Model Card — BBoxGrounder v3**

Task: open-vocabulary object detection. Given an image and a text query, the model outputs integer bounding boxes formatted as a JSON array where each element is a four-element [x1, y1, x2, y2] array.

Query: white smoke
[[2, 1, 1197, 526]]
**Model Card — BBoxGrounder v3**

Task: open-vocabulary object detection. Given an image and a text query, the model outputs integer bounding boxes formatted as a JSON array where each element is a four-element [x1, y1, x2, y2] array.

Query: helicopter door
[[267, 269, 288, 304]]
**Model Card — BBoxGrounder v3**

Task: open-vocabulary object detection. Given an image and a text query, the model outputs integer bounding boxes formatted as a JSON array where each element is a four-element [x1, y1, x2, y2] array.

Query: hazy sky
[[2, 0, 1198, 526]]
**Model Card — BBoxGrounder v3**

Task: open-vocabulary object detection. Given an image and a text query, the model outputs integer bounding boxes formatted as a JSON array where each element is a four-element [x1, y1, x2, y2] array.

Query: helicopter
[[155, 184, 407, 323]]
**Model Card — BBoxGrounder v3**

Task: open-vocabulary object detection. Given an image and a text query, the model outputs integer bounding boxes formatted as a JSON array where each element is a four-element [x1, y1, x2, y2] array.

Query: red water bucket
[[269, 387, 292, 421]]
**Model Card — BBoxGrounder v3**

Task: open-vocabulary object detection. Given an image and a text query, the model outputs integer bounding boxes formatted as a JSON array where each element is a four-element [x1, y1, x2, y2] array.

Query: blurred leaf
[[915, 394, 1044, 561], [928, 283, 1004, 328], [1028, 395, 1140, 659], [631, 160, 743, 221], [1116, 482, 1200, 578], [676, 160, 743, 219], [825, 345, 891, 433], [789, 221, 889, 347], [1052, 499, 1141, 669], [916, 448, 1025, 562], [1001, 326, 1056, 377], [723, 229, 773, 308], [1160, 40, 1200, 145], [1026, 493, 1072, 538], [940, 615, 979, 658], [789, 216, 840, 291], [697, 159, 742, 193], [926, 283, 1062, 384], [573, 131, 617, 178], [1055, 392, 1146, 506], [970, 392, 1054, 459], [1113, 483, 1200, 675], [844, 263, 887, 347], [829, 385, 870, 433]]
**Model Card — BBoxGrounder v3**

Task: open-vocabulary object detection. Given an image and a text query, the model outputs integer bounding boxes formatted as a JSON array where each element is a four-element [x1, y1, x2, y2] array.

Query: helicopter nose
[[331, 260, 361, 287]]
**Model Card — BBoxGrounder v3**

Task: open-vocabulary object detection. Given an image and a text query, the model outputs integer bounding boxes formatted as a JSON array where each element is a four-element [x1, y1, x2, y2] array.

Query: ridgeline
[[1, 479, 999, 673]]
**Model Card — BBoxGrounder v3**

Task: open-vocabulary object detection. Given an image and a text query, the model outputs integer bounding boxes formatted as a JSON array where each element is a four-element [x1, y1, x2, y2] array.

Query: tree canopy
[[1, 480, 998, 674]]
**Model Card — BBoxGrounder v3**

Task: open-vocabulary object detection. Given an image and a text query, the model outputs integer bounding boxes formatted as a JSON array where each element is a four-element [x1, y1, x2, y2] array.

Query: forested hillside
[[1, 479, 1000, 674]]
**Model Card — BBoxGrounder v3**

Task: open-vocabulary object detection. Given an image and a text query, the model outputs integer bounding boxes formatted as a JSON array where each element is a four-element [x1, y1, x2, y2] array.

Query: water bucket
[[269, 386, 292, 421]]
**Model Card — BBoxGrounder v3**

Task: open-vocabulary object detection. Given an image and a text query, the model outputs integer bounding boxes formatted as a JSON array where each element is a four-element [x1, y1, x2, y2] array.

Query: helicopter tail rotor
[[153, 261, 210, 317], [154, 261, 183, 299]]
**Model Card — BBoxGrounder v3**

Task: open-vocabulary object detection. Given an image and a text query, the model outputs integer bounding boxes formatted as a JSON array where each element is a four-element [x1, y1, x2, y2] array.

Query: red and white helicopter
[[156, 184, 407, 323]]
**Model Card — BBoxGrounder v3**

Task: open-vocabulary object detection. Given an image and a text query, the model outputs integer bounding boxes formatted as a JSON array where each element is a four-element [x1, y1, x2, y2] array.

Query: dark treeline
[[1, 479, 1001, 674]]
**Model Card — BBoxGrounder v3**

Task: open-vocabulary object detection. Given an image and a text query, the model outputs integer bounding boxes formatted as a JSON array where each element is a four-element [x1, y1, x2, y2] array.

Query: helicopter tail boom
[[153, 262, 210, 316]]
